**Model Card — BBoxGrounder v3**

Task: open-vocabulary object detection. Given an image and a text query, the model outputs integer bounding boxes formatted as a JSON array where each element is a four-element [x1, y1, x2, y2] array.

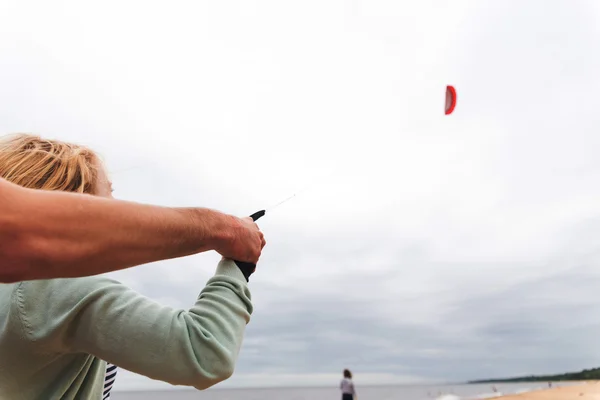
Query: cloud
[[1, 0, 600, 392]]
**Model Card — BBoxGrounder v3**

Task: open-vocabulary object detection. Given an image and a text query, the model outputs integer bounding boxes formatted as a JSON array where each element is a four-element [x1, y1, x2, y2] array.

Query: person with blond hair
[[0, 133, 259, 399], [0, 136, 265, 283]]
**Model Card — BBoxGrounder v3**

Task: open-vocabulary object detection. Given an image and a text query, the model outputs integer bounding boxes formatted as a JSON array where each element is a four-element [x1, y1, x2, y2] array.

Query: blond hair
[[0, 133, 99, 194]]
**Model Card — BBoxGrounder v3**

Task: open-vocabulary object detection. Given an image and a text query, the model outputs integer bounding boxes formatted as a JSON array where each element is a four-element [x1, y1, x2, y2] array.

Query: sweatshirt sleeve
[[15, 259, 252, 390]]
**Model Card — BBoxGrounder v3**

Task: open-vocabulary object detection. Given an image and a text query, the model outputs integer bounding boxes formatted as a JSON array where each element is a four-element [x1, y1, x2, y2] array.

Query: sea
[[111, 381, 583, 400]]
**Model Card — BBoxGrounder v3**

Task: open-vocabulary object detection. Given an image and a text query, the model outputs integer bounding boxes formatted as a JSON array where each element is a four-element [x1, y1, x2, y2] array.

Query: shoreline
[[494, 381, 600, 399]]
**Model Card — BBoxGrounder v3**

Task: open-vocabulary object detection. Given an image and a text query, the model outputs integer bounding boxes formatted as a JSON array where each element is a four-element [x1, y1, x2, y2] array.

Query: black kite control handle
[[249, 210, 265, 221], [234, 210, 265, 282]]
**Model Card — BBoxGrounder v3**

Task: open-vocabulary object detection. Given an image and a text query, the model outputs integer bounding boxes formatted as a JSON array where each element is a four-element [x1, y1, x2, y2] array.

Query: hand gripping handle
[[233, 210, 265, 281]]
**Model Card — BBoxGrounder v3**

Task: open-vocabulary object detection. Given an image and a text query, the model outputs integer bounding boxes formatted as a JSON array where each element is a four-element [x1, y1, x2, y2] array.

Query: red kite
[[445, 85, 457, 115]]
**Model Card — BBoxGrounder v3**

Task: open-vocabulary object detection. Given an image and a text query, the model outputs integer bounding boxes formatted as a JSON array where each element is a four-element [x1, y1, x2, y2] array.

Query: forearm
[[0, 180, 234, 282]]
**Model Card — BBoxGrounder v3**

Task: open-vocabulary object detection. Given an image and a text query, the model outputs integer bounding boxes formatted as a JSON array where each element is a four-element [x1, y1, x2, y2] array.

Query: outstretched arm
[[0, 178, 264, 282], [17, 259, 253, 389]]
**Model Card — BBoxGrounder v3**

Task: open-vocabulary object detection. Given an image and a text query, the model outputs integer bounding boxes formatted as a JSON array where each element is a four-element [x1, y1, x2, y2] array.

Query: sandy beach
[[497, 382, 600, 399]]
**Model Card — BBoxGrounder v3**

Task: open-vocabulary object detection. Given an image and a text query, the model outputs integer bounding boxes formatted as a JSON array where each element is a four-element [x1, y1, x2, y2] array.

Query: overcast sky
[[2, 0, 600, 392]]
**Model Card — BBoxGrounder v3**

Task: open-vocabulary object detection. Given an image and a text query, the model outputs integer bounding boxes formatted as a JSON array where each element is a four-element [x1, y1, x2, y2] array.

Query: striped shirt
[[103, 363, 118, 400]]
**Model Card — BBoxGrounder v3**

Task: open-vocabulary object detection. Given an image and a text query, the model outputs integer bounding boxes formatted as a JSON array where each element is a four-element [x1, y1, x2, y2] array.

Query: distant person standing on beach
[[340, 369, 357, 400], [0, 134, 262, 399]]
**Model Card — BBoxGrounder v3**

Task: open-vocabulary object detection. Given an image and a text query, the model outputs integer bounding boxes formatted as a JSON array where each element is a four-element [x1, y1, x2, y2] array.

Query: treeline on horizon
[[469, 367, 600, 383]]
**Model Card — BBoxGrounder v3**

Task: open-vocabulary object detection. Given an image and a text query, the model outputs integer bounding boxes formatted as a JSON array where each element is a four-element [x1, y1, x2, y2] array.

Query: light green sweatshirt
[[0, 259, 253, 400]]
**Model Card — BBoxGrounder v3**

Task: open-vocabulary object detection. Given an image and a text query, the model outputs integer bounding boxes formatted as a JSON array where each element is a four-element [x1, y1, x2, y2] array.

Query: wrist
[[187, 208, 236, 253]]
